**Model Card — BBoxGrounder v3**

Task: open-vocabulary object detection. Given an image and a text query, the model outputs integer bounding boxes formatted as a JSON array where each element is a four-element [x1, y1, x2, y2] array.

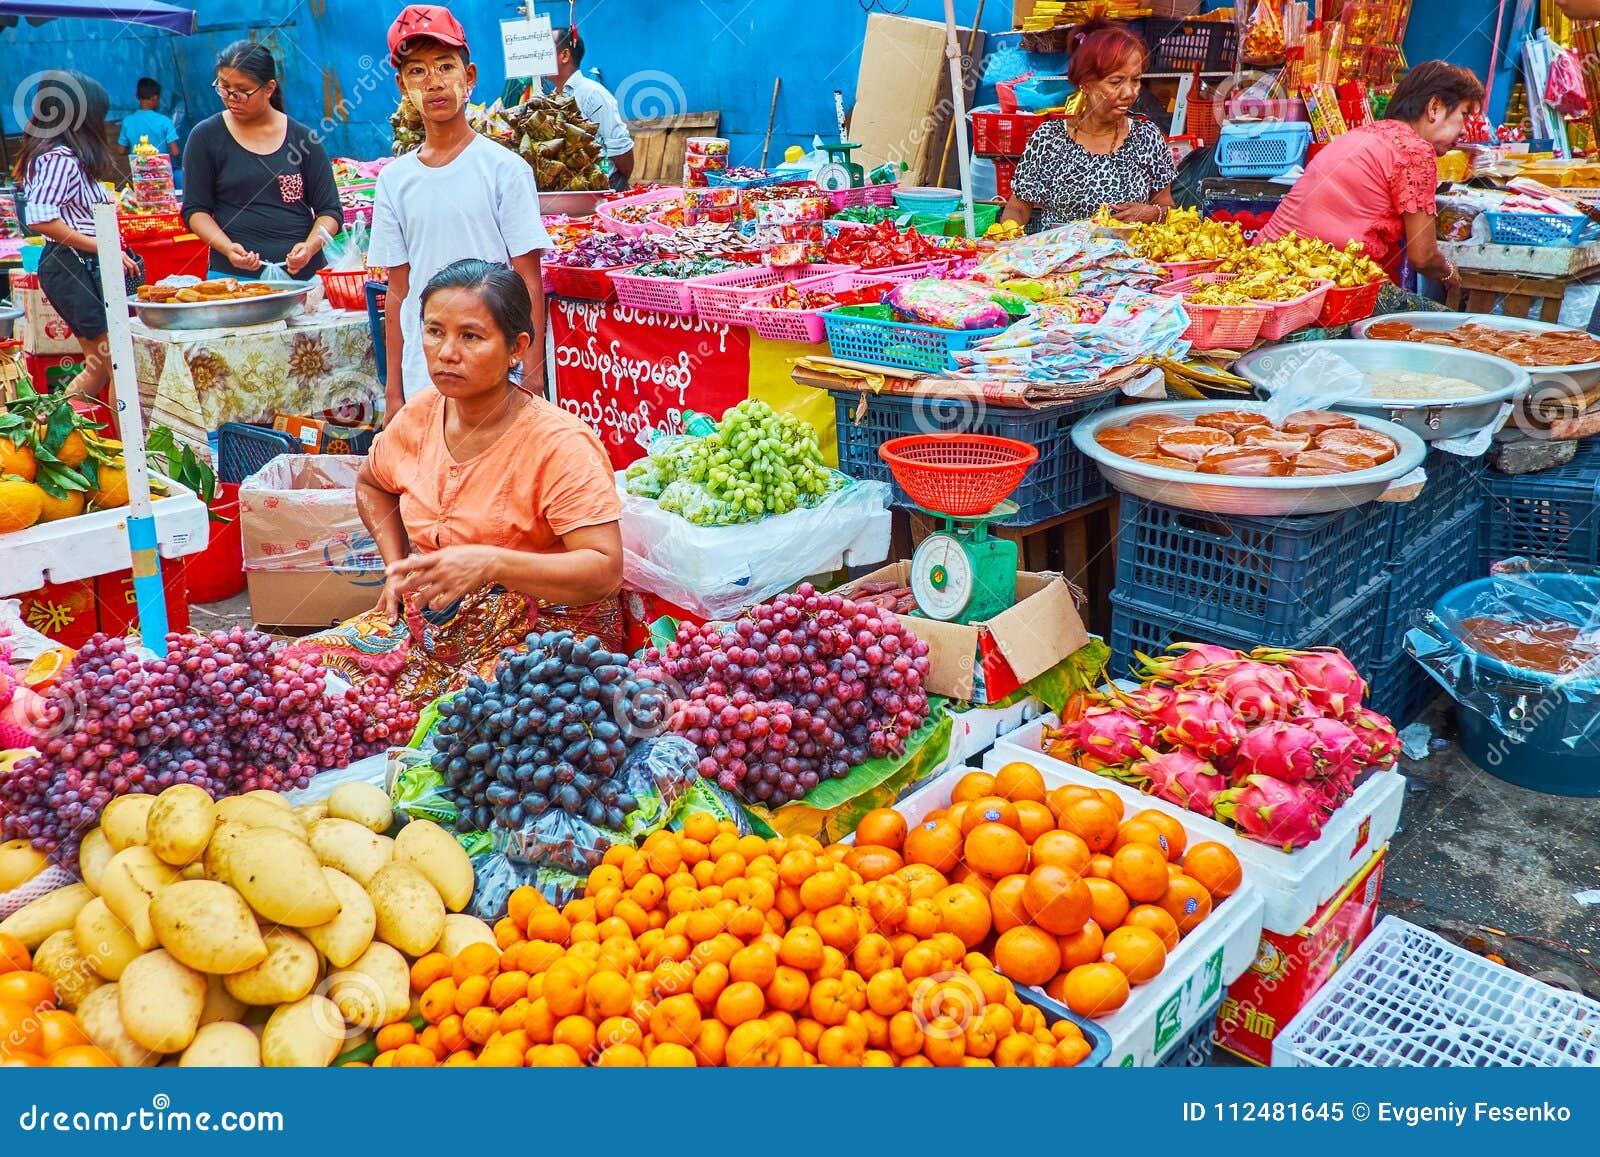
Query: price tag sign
[[501, 12, 557, 79]]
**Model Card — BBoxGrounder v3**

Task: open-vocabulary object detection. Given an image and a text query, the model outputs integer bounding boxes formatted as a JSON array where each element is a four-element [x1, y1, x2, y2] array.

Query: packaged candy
[[884, 280, 1011, 330]]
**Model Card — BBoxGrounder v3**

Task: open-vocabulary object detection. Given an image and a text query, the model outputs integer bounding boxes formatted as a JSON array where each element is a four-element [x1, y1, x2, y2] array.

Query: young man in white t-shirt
[[369, 5, 552, 419]]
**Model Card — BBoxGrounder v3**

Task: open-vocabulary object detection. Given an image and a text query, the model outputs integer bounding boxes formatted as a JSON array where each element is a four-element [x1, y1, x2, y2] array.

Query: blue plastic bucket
[[19, 242, 42, 273], [893, 186, 963, 217], [1431, 575, 1600, 797]]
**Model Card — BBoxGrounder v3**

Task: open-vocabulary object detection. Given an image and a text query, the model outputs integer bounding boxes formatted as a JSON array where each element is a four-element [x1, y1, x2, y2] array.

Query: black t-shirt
[[181, 113, 343, 276]]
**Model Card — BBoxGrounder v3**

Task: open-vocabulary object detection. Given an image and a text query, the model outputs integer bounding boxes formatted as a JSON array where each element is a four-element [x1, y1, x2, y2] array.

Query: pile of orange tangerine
[[853, 762, 1243, 1018], [371, 812, 1096, 1067], [0, 932, 118, 1068]]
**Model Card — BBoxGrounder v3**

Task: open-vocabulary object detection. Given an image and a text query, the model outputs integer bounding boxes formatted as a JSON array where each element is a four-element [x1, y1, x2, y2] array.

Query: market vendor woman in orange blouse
[[290, 259, 623, 706]]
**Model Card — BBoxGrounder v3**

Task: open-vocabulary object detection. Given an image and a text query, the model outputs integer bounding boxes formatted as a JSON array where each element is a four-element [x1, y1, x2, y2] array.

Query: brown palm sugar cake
[[1132, 454, 1198, 472], [1281, 410, 1358, 435], [1124, 411, 1188, 430], [1238, 427, 1313, 454], [1316, 427, 1397, 463], [1363, 320, 1600, 366], [1194, 409, 1272, 435], [1095, 426, 1162, 457], [1195, 447, 1293, 476], [1156, 426, 1233, 461]]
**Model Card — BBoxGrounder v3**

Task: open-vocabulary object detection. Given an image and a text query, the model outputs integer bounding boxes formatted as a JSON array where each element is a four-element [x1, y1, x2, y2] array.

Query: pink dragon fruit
[[1193, 660, 1306, 726], [1137, 747, 1231, 814], [1254, 647, 1368, 720], [1147, 688, 1246, 762], [1351, 705, 1402, 768], [1043, 706, 1154, 771], [1135, 642, 1246, 685], [1228, 721, 1323, 783], [1113, 682, 1181, 721], [1300, 716, 1365, 780], [1216, 775, 1329, 850], [1310, 772, 1354, 811]]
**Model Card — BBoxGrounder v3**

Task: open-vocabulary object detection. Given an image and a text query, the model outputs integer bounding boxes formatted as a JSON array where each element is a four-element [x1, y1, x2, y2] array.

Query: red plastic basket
[[994, 157, 1017, 202], [971, 110, 1065, 156], [317, 268, 369, 311], [876, 434, 1039, 517], [546, 262, 638, 302], [118, 212, 184, 239], [1317, 279, 1385, 327]]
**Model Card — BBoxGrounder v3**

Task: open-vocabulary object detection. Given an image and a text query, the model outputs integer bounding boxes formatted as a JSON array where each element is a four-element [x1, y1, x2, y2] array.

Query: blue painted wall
[[2, 0, 1016, 163]]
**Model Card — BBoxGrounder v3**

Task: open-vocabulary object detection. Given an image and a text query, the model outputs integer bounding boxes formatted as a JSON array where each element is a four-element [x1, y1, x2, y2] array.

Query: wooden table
[[1441, 238, 1600, 322], [1446, 270, 1570, 321]]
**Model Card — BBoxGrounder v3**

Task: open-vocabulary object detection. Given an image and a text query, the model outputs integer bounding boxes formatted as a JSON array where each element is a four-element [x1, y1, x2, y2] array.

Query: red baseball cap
[[389, 5, 469, 65]]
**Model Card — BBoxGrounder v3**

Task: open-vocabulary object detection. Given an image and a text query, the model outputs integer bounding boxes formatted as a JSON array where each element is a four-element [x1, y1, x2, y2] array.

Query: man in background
[[118, 77, 180, 159], [552, 27, 634, 191]]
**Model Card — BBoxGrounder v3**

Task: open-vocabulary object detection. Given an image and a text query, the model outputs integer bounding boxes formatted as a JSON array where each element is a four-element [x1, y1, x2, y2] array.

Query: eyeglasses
[[400, 61, 461, 81], [212, 79, 264, 102]]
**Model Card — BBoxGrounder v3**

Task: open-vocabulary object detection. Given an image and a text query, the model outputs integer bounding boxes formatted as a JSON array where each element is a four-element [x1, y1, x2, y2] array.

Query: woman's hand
[[1110, 202, 1165, 224], [285, 240, 320, 275], [376, 577, 406, 624], [386, 546, 498, 612], [221, 241, 262, 271], [121, 253, 140, 279]]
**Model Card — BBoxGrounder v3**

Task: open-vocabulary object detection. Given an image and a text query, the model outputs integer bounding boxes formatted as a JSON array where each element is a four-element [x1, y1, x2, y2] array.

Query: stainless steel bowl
[[132, 281, 313, 331], [1349, 311, 1600, 401], [1072, 400, 1427, 516], [1234, 339, 1530, 441]]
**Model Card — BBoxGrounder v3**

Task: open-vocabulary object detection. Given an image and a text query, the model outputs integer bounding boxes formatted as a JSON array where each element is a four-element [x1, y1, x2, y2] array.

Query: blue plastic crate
[[1385, 448, 1487, 560], [1484, 211, 1600, 248], [829, 388, 1114, 526], [823, 310, 1005, 374], [1378, 506, 1481, 655], [216, 422, 300, 485], [1365, 651, 1437, 729], [705, 171, 784, 189], [1108, 576, 1389, 681], [1012, 985, 1114, 1067], [1215, 122, 1311, 179], [1479, 440, 1600, 570], [1160, 998, 1224, 1067], [365, 280, 388, 387], [1115, 496, 1392, 638]]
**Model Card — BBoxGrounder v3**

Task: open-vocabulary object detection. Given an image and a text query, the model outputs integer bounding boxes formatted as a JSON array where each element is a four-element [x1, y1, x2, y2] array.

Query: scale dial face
[[814, 161, 853, 191], [911, 533, 975, 622]]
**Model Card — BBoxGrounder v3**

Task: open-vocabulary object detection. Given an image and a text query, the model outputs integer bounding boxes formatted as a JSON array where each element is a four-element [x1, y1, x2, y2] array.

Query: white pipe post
[[91, 201, 168, 648], [945, 0, 977, 239]]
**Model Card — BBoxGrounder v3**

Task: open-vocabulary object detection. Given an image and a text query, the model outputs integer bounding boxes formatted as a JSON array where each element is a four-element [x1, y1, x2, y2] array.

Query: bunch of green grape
[[641, 400, 842, 526]]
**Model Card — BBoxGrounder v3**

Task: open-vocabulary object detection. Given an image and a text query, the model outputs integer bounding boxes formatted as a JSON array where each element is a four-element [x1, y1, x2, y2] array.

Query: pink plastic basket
[[1154, 275, 1268, 350], [687, 263, 857, 327], [1255, 277, 1333, 339], [741, 300, 838, 343], [596, 187, 682, 238], [610, 269, 699, 316], [1159, 258, 1224, 280], [822, 182, 898, 211]]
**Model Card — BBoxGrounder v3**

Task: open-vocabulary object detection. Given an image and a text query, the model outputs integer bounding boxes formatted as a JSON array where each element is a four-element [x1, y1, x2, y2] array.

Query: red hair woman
[[1001, 19, 1176, 230]]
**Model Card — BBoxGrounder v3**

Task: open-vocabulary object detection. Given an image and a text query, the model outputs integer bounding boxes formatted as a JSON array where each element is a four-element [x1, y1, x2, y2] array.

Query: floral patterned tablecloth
[[132, 312, 377, 454]]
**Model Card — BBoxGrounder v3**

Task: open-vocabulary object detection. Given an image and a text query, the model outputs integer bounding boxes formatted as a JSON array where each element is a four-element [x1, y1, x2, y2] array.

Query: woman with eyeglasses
[[181, 41, 342, 278]]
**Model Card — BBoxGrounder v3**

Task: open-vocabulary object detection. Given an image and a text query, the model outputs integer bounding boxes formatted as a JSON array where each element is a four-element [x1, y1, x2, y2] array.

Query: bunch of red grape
[[631, 583, 932, 806], [0, 629, 417, 866]]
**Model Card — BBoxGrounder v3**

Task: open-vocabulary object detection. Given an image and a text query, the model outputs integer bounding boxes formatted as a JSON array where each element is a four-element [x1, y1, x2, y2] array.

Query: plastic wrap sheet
[[972, 222, 1164, 287], [1404, 558, 1600, 748], [620, 477, 892, 621], [239, 455, 366, 573]]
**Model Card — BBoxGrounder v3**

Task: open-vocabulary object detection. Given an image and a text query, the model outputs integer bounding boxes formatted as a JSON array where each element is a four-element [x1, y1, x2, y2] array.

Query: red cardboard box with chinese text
[[94, 560, 192, 639], [1213, 844, 1387, 1066], [16, 579, 98, 648]]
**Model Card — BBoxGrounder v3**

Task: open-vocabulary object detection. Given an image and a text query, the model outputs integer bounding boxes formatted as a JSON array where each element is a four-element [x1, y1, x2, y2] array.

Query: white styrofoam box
[[991, 713, 1406, 936], [1274, 916, 1600, 1067], [0, 481, 209, 596], [947, 696, 1044, 766], [892, 759, 1266, 1067]]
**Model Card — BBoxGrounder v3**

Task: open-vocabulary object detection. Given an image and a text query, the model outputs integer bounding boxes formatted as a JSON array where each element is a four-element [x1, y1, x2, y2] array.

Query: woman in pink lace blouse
[[1257, 62, 1484, 294]]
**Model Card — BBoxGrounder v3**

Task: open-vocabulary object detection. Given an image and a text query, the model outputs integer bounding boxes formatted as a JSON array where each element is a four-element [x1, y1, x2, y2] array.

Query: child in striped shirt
[[16, 70, 141, 401]]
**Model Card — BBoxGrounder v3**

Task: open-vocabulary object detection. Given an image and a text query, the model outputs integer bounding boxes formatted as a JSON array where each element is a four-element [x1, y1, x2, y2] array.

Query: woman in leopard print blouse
[[1002, 19, 1176, 232]]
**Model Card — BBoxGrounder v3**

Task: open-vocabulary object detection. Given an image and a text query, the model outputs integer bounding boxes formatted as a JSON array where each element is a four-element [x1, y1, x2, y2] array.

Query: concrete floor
[[192, 593, 1600, 1000]]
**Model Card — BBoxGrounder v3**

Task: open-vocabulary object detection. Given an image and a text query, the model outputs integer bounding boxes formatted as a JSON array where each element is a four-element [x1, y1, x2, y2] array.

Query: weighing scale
[[910, 500, 1020, 625], [813, 141, 866, 192]]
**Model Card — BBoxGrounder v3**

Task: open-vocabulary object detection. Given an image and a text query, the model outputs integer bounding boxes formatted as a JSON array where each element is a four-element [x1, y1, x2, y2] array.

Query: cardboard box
[[273, 413, 376, 456], [1213, 845, 1387, 1066], [94, 560, 191, 638], [9, 269, 79, 356], [834, 564, 1089, 703], [16, 578, 98, 648], [851, 14, 984, 186], [239, 454, 386, 628]]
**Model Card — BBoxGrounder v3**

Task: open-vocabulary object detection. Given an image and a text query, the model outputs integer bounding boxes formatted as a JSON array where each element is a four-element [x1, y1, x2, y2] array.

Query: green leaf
[[0, 412, 25, 433], [147, 425, 176, 455], [42, 402, 73, 453], [34, 460, 88, 498], [1021, 641, 1113, 716]]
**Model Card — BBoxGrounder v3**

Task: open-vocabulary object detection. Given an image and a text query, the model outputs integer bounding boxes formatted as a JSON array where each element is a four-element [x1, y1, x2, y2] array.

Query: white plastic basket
[[890, 755, 1266, 1066], [992, 712, 1405, 935], [1273, 916, 1600, 1067]]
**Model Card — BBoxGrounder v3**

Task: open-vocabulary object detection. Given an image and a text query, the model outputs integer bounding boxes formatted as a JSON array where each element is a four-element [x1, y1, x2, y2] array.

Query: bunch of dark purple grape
[[630, 582, 932, 806], [430, 631, 671, 834], [0, 630, 417, 865]]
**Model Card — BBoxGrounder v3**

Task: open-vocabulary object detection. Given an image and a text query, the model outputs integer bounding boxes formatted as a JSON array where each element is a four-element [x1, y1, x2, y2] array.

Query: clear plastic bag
[[620, 475, 892, 621], [657, 478, 742, 525], [1404, 557, 1600, 748]]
